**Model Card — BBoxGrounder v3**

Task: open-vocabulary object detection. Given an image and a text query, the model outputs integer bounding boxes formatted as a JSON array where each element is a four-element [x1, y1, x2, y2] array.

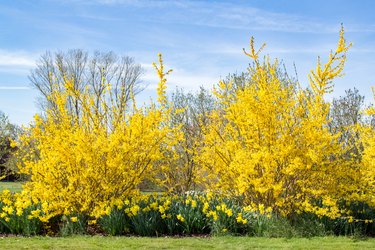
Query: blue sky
[[1, 0, 375, 125]]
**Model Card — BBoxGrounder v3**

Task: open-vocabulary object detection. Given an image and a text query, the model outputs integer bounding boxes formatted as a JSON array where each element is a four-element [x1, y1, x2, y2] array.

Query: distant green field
[[0, 236, 374, 250], [0, 182, 157, 194], [0, 181, 23, 193]]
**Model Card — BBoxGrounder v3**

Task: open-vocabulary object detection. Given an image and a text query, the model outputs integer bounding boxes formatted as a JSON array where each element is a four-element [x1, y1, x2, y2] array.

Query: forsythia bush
[[1, 26, 375, 236], [360, 91, 375, 207], [14, 54, 179, 220], [198, 26, 359, 218]]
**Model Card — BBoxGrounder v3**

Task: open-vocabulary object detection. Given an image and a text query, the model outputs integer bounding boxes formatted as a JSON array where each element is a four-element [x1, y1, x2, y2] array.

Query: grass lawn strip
[[0, 236, 375, 249], [0, 182, 22, 193]]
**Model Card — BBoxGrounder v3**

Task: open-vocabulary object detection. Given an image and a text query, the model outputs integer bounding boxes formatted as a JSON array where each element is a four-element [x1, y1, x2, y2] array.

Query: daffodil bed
[[1, 190, 375, 237]]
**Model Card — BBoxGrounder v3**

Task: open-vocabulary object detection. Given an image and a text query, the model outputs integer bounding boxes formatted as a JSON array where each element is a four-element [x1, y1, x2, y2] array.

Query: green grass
[[0, 182, 23, 193], [0, 236, 374, 249], [0, 182, 157, 195]]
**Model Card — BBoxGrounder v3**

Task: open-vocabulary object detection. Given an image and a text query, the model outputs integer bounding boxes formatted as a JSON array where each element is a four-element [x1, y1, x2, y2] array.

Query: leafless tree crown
[[29, 49, 144, 119]]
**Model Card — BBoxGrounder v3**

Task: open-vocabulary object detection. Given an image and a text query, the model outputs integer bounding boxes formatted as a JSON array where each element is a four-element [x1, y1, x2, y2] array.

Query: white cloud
[[141, 63, 219, 93], [0, 50, 36, 67], [64, 0, 187, 8], [66, 0, 337, 33], [0, 86, 30, 90]]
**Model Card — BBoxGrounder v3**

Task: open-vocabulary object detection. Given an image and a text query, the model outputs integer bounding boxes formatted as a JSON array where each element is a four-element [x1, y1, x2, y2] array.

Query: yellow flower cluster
[[236, 213, 247, 225], [13, 54, 180, 220], [206, 210, 218, 221], [198, 26, 359, 218], [176, 213, 185, 222], [2, 26, 374, 230], [0, 190, 40, 223], [216, 203, 233, 217], [359, 89, 375, 207]]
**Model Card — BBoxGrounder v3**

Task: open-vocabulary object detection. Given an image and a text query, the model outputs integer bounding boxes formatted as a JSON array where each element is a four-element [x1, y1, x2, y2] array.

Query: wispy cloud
[[0, 50, 36, 67], [141, 62, 220, 93], [0, 50, 37, 75], [72, 0, 339, 33], [0, 86, 30, 90], [0, 4, 105, 49], [74, 0, 188, 8]]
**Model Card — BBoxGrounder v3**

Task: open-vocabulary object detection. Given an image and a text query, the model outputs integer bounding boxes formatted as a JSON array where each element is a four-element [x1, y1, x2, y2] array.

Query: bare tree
[[29, 50, 144, 120], [158, 87, 216, 193], [329, 88, 365, 160]]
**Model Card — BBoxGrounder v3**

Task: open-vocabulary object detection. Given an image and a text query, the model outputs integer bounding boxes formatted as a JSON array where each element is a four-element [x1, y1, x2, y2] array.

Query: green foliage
[[98, 207, 131, 236], [247, 213, 295, 237], [59, 214, 87, 236], [0, 201, 43, 236], [128, 196, 164, 236], [320, 201, 375, 237], [0, 111, 20, 181], [1, 191, 375, 237], [159, 197, 184, 235]]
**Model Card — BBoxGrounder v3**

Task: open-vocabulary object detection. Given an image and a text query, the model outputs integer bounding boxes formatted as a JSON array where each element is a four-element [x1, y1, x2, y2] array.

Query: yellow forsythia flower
[[15, 54, 175, 220]]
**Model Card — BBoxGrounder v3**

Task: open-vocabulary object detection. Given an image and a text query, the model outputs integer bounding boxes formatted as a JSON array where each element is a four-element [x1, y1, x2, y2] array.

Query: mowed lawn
[[0, 236, 375, 250], [0, 182, 23, 193]]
